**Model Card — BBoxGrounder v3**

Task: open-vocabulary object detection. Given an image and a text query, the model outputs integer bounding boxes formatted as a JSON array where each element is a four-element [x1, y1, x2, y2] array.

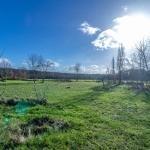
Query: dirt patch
[[31, 117, 49, 126], [20, 117, 71, 136]]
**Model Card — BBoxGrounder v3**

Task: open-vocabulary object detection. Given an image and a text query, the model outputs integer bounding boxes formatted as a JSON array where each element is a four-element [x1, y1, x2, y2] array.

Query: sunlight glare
[[114, 14, 150, 49]]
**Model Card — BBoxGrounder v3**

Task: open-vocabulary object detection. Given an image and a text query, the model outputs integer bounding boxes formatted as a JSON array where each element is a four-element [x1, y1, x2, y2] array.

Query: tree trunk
[[119, 71, 122, 84], [41, 78, 45, 83]]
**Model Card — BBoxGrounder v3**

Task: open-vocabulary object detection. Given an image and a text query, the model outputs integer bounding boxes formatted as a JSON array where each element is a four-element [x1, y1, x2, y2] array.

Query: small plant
[[0, 122, 27, 148], [33, 82, 48, 105]]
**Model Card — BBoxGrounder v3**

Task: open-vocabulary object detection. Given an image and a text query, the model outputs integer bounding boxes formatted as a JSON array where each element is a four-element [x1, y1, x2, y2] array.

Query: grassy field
[[0, 80, 150, 150]]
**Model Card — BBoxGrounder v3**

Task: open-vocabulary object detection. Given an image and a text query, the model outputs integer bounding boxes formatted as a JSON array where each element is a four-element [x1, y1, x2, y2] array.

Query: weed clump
[[5, 99, 18, 106], [30, 117, 71, 131], [1, 117, 72, 148], [27, 98, 47, 106]]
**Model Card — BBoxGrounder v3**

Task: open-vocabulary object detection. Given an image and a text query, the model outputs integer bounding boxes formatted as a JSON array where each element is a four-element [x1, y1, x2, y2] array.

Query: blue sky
[[0, 0, 150, 73]]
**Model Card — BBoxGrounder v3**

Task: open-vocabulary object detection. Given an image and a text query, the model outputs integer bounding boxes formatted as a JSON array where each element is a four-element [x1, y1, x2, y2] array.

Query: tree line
[[0, 38, 150, 83]]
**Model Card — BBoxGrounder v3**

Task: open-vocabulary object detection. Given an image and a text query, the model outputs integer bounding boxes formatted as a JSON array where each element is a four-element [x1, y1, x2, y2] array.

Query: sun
[[114, 14, 150, 49]]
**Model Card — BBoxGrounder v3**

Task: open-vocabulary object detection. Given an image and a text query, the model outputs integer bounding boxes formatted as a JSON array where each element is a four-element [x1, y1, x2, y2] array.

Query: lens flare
[[15, 101, 29, 114]]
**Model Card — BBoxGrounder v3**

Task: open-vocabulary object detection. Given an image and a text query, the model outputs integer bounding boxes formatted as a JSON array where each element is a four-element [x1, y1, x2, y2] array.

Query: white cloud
[[90, 65, 99, 69], [53, 62, 59, 67], [80, 66, 86, 72], [99, 65, 107, 74], [63, 65, 75, 73], [46, 59, 59, 67], [0, 58, 12, 68], [92, 29, 119, 49], [100, 68, 107, 74], [122, 6, 128, 12], [79, 21, 100, 35], [22, 60, 28, 66], [63, 65, 86, 73], [87, 65, 107, 74], [0, 58, 11, 64], [63, 64, 107, 74], [86, 69, 99, 74], [91, 14, 150, 51]]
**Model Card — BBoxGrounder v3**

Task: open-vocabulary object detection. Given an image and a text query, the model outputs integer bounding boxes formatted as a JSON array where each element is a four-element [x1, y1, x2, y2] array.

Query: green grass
[[0, 80, 150, 149]]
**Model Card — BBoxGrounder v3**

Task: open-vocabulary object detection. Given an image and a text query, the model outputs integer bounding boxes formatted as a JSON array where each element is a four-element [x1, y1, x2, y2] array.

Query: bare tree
[[16, 67, 28, 80], [124, 38, 150, 96], [133, 38, 150, 70], [106, 67, 110, 84], [131, 38, 150, 82], [0, 59, 11, 81], [111, 57, 116, 84], [74, 63, 81, 81], [40, 60, 54, 83], [97, 74, 105, 88], [117, 43, 125, 84], [0, 58, 11, 96], [27, 54, 44, 83], [27, 54, 50, 104]]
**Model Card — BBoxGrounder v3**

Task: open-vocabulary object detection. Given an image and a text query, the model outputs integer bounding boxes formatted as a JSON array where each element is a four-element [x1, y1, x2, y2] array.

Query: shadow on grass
[[138, 93, 150, 103], [50, 84, 119, 109], [91, 83, 119, 92], [49, 83, 150, 115], [131, 87, 150, 102]]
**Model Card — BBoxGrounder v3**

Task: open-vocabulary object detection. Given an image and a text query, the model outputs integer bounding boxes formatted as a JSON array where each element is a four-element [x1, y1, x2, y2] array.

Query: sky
[[0, 0, 150, 73]]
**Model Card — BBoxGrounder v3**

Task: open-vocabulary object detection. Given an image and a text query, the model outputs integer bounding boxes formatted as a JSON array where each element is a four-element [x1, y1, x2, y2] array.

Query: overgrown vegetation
[[0, 80, 150, 149]]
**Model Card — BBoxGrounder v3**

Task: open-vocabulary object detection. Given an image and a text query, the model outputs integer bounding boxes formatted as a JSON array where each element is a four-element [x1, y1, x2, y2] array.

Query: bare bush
[[27, 54, 44, 83]]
